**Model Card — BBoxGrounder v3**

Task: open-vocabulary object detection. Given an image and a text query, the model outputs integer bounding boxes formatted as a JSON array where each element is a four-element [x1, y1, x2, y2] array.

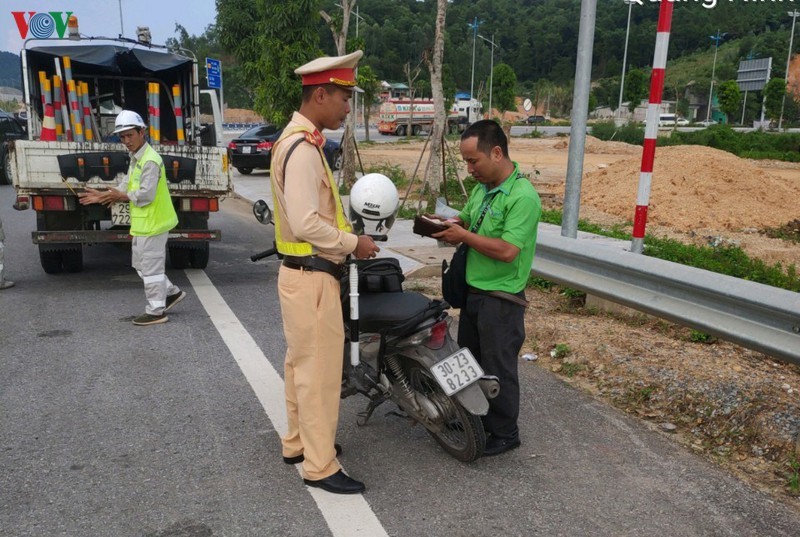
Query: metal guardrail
[[531, 233, 800, 366]]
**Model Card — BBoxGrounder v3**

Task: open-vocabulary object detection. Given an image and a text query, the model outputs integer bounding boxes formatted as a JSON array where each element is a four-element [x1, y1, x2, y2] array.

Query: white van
[[659, 113, 689, 127], [658, 113, 677, 127]]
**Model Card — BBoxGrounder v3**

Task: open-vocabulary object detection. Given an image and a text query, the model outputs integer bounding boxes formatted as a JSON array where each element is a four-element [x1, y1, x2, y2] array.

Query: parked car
[[0, 111, 27, 185], [697, 119, 717, 127], [676, 117, 690, 126], [227, 124, 343, 175], [526, 115, 546, 124]]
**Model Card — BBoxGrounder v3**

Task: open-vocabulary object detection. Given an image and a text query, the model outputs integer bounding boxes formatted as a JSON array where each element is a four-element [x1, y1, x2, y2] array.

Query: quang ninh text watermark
[[629, 0, 800, 10]]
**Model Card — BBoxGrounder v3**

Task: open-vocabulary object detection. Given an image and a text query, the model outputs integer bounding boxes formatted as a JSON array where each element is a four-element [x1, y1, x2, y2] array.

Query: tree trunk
[[321, 1, 358, 187], [424, 0, 448, 193], [364, 105, 371, 142]]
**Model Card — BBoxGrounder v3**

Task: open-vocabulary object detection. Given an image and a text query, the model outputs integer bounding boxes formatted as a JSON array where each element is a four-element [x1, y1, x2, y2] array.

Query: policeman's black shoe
[[283, 443, 342, 465], [164, 290, 186, 312], [303, 470, 365, 494], [132, 313, 168, 326], [483, 436, 521, 457]]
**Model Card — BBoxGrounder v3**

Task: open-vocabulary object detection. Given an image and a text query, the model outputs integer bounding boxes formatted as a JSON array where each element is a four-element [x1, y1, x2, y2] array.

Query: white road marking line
[[185, 269, 389, 537]]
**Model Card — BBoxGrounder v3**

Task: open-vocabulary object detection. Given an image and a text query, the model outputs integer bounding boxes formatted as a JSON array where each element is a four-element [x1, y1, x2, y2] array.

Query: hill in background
[[0, 51, 21, 90]]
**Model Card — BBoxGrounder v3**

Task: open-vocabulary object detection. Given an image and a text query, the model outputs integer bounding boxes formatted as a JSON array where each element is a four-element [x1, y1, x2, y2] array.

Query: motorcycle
[[251, 199, 499, 462]]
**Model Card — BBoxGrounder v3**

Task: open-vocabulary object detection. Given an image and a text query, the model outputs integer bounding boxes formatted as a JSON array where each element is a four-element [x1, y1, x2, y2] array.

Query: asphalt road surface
[[1, 185, 799, 536]]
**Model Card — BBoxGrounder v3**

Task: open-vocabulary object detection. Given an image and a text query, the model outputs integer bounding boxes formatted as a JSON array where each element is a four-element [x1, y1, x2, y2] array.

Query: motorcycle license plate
[[111, 202, 130, 226], [431, 348, 484, 396]]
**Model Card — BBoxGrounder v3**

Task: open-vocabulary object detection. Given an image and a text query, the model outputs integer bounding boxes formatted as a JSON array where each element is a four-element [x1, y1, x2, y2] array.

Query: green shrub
[[590, 120, 644, 145]]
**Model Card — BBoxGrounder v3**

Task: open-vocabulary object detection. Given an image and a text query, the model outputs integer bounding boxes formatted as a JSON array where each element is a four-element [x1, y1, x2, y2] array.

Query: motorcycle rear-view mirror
[[253, 200, 273, 225]]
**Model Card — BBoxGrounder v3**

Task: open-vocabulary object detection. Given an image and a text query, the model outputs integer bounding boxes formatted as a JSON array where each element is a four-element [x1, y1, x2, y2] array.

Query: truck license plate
[[111, 202, 130, 226], [431, 348, 483, 396]]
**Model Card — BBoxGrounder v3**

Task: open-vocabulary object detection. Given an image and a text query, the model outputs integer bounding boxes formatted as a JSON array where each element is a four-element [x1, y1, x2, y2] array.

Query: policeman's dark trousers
[[131, 233, 180, 315], [457, 291, 526, 440]]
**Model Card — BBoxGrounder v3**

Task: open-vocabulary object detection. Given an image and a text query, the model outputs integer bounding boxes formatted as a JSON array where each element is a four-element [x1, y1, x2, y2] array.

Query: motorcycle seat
[[355, 291, 446, 335]]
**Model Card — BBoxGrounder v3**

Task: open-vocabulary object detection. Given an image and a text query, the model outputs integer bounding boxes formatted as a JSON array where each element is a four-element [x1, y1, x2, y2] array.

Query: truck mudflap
[[32, 229, 221, 243]]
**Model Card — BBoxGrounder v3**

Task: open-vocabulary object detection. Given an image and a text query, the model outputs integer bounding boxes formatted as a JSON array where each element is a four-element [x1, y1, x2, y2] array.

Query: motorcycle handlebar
[[250, 248, 278, 262]]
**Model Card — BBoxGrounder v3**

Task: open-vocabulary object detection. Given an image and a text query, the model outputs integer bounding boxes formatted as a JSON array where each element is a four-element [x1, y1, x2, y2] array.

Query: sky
[[3, 0, 217, 53]]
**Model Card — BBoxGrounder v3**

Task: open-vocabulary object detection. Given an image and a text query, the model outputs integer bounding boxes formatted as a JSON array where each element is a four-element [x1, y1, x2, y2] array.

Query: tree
[[716, 80, 741, 123], [320, 0, 358, 186], [422, 0, 448, 193], [624, 69, 648, 114], [356, 65, 380, 142], [763, 77, 786, 123], [216, 0, 322, 124], [492, 64, 518, 118]]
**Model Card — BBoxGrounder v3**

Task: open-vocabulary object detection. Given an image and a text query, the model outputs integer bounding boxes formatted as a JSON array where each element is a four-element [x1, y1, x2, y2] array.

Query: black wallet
[[413, 215, 448, 238]]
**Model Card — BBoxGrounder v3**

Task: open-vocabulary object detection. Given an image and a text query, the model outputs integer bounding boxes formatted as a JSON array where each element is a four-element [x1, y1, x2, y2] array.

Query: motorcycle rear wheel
[[407, 363, 485, 462]]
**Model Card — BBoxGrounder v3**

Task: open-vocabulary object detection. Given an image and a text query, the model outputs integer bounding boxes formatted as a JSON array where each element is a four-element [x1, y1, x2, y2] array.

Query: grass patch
[[538, 208, 800, 293], [551, 343, 571, 359]]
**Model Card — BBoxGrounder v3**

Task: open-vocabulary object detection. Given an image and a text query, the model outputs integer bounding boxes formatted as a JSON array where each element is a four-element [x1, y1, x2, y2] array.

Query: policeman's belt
[[282, 255, 344, 279], [467, 286, 529, 308]]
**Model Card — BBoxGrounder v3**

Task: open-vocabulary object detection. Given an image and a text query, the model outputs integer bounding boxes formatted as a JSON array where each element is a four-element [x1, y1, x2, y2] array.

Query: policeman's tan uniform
[[270, 51, 362, 481]]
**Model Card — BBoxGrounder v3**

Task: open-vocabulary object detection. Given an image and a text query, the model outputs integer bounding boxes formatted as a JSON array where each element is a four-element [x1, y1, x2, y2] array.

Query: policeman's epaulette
[[303, 130, 325, 147]]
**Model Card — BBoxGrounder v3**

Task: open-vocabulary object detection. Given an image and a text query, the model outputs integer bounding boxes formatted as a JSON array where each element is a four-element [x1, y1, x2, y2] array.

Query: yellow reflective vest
[[127, 144, 178, 237], [270, 126, 351, 256]]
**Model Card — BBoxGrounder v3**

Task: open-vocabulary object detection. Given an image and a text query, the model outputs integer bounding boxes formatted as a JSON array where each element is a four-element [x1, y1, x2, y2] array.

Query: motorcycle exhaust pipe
[[478, 376, 500, 400]]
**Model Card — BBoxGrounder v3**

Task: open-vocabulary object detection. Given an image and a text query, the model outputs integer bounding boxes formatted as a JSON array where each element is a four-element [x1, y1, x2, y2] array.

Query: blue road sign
[[207, 74, 221, 89], [206, 57, 221, 76]]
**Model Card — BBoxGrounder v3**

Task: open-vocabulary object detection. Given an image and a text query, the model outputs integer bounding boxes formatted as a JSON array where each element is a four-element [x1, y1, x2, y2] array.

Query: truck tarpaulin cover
[[26, 45, 192, 75]]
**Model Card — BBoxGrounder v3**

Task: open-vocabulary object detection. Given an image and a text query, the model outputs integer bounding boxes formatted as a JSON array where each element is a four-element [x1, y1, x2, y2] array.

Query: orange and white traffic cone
[[41, 104, 57, 141]]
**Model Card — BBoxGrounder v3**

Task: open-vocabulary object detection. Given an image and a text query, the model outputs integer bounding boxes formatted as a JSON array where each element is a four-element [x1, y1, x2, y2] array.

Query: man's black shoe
[[283, 443, 342, 465], [483, 436, 521, 457], [303, 470, 365, 494]]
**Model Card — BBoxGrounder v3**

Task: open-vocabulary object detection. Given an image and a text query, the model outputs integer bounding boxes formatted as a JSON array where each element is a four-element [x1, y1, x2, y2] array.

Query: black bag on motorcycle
[[441, 243, 468, 308], [340, 257, 405, 299]]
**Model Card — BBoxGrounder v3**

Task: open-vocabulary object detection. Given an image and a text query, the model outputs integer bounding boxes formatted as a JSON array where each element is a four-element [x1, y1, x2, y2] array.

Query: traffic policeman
[[270, 50, 379, 494]]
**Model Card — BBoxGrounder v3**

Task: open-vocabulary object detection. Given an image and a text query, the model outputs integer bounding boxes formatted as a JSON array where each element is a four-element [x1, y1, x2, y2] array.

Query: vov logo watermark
[[11, 11, 75, 39]]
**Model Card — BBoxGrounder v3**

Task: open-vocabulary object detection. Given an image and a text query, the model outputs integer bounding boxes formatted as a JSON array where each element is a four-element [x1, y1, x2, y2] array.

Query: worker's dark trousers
[[457, 291, 526, 440]]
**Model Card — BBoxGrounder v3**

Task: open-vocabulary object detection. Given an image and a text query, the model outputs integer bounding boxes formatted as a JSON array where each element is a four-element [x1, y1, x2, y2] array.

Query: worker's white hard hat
[[113, 110, 146, 134], [349, 173, 399, 235]]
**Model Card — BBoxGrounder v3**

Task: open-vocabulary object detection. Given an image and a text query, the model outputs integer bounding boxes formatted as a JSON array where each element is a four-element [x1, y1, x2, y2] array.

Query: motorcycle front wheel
[[407, 363, 486, 462]]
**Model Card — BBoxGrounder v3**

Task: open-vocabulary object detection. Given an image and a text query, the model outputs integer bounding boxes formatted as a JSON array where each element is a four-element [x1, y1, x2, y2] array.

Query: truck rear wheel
[[39, 248, 63, 274], [396, 125, 407, 136], [412, 125, 421, 136], [169, 246, 191, 269], [0, 150, 10, 185], [62, 247, 83, 272], [189, 243, 209, 268]]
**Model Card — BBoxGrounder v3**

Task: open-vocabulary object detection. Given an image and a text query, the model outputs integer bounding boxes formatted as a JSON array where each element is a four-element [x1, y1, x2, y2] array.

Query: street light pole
[[118, 0, 124, 36], [478, 34, 498, 119], [617, 0, 634, 120], [706, 29, 724, 123], [778, 10, 800, 130], [468, 17, 482, 102]]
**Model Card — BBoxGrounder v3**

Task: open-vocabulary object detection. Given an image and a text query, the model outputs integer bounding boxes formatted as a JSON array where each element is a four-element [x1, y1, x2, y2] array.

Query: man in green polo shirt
[[433, 119, 541, 456]]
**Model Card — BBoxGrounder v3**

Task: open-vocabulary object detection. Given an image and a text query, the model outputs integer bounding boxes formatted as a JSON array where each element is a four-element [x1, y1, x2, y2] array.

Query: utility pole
[[778, 10, 800, 129], [617, 0, 634, 120], [706, 29, 725, 122], [478, 34, 498, 118], [467, 17, 483, 101]]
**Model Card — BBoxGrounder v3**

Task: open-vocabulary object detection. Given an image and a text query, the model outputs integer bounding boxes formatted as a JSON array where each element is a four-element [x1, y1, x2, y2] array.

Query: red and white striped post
[[631, 0, 674, 254]]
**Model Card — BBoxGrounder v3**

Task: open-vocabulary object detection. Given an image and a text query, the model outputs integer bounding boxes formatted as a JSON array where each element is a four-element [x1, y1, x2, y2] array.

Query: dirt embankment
[[359, 136, 800, 268]]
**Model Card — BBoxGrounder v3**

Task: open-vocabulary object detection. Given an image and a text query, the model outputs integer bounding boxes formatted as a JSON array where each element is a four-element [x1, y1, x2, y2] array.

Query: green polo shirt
[[458, 162, 541, 294]]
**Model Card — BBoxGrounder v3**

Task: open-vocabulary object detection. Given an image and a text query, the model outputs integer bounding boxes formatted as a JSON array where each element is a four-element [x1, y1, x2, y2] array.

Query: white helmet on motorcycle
[[112, 110, 146, 134], [349, 173, 399, 235]]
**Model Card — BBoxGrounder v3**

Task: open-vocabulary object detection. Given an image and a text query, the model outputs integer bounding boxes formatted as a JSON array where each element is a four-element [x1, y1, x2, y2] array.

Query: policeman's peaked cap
[[295, 50, 363, 92]]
